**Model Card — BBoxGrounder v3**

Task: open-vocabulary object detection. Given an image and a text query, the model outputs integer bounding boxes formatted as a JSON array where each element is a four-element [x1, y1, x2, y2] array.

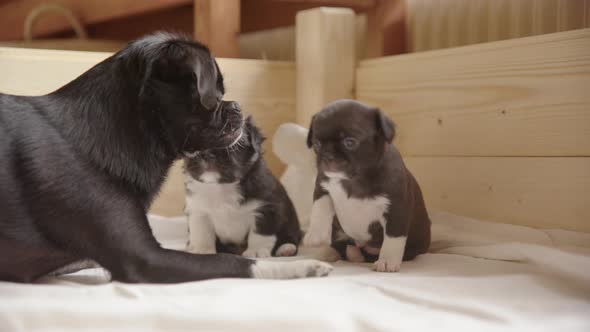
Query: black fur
[[0, 32, 256, 283], [184, 117, 301, 256]]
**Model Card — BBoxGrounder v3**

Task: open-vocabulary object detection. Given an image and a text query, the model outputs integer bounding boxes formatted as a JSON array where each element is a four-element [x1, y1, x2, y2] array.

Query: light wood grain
[[0, 47, 296, 216], [405, 157, 590, 233], [295, 7, 356, 126], [357, 29, 590, 157]]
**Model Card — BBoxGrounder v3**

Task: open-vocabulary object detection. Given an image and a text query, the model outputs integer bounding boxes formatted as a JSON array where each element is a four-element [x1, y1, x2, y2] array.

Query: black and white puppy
[[0, 32, 331, 283], [184, 116, 301, 258], [303, 100, 431, 272]]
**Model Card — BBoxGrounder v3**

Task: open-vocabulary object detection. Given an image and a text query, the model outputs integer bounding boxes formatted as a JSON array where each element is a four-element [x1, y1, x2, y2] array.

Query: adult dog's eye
[[342, 137, 359, 150]]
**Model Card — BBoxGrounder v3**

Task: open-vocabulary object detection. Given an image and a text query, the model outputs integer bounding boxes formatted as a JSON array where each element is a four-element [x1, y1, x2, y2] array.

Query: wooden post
[[366, 0, 406, 58], [295, 7, 356, 126], [194, 0, 240, 58]]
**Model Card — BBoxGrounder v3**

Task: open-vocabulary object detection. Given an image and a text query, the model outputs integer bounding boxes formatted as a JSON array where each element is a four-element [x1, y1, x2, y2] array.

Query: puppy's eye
[[313, 140, 321, 150], [342, 137, 359, 150]]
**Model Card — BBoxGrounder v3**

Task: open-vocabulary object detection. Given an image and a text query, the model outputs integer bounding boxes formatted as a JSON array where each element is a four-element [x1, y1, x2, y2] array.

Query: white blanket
[[1, 211, 589, 332]]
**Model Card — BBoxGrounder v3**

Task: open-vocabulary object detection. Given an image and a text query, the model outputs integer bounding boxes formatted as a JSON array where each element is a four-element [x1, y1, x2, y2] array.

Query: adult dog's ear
[[306, 115, 316, 149], [245, 116, 265, 153], [194, 48, 222, 110], [375, 108, 396, 143], [147, 42, 221, 110]]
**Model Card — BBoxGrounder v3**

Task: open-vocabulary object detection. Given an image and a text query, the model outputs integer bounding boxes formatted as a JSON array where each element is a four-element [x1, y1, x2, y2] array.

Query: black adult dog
[[0, 32, 331, 283]]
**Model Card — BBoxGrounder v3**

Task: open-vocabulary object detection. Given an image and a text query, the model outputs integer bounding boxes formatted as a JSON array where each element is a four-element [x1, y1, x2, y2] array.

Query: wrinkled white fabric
[[1, 211, 589, 332]]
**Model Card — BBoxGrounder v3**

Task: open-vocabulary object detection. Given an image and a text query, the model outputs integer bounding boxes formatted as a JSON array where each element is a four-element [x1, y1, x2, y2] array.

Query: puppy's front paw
[[242, 247, 272, 258], [303, 231, 331, 247], [186, 243, 216, 255], [372, 258, 402, 273]]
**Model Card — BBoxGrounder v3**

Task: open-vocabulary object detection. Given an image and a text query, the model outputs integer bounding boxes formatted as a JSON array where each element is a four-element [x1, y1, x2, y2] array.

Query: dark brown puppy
[[303, 99, 430, 272], [0, 32, 331, 283]]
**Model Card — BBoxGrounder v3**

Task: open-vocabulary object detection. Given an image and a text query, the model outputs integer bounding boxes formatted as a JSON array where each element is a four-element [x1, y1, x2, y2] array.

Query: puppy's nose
[[223, 101, 241, 112]]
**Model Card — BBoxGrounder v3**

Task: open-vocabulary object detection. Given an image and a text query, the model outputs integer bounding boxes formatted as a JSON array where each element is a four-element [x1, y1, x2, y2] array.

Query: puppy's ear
[[246, 116, 265, 153], [375, 108, 396, 143], [306, 115, 316, 149]]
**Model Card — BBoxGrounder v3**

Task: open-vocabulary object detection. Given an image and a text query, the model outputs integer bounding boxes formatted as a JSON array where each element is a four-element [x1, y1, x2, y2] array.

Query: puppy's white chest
[[185, 177, 262, 244], [321, 177, 389, 242]]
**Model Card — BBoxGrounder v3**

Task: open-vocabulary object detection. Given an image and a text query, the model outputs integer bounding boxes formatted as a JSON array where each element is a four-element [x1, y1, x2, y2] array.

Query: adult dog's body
[[0, 33, 331, 283]]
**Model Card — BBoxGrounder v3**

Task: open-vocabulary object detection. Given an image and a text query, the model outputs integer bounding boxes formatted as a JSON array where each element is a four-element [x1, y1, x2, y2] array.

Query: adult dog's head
[[122, 32, 243, 157]]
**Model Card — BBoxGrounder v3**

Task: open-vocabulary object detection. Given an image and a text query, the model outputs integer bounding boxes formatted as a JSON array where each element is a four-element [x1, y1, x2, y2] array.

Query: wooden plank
[[194, 0, 240, 58], [0, 0, 191, 40], [405, 157, 590, 233], [295, 7, 356, 126], [356, 29, 590, 157], [0, 47, 296, 216]]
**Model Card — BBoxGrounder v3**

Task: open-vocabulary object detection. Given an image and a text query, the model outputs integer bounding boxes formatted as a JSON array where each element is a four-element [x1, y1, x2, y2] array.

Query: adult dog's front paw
[[250, 259, 333, 279], [372, 258, 402, 272], [186, 242, 216, 255], [302, 231, 331, 247], [242, 247, 272, 258]]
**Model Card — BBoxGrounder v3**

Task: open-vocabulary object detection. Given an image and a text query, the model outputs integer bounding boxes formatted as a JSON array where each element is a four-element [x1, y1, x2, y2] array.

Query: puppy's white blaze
[[185, 177, 263, 246], [199, 171, 220, 183], [321, 177, 390, 242], [250, 260, 333, 279], [324, 171, 348, 179], [304, 196, 335, 246], [374, 236, 406, 272], [242, 232, 276, 258]]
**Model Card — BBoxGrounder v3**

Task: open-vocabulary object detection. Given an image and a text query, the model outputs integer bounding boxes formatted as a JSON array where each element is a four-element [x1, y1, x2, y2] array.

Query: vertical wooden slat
[[533, 0, 558, 35], [447, 0, 469, 48], [467, 0, 489, 45], [510, 0, 533, 38], [194, 0, 240, 58], [557, 0, 585, 31], [488, 0, 511, 42]]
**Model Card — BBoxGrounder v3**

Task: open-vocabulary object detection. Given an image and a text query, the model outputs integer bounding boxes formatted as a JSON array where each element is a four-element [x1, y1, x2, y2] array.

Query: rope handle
[[24, 3, 88, 41]]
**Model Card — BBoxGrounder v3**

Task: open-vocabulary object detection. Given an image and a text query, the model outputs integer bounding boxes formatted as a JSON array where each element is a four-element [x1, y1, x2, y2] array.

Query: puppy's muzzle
[[214, 100, 243, 146]]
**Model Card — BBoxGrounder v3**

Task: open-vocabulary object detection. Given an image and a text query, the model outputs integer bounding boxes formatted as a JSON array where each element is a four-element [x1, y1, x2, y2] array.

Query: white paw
[[275, 243, 297, 257], [296, 260, 333, 278], [250, 259, 333, 279], [186, 243, 216, 255], [372, 258, 402, 272], [303, 231, 331, 247], [242, 247, 272, 258]]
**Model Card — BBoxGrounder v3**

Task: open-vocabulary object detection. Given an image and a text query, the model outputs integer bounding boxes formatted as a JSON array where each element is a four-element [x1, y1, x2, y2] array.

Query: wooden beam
[[295, 7, 356, 126], [194, 0, 240, 58], [0, 0, 191, 40], [357, 28, 590, 157], [241, 0, 374, 33], [271, 0, 375, 7]]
